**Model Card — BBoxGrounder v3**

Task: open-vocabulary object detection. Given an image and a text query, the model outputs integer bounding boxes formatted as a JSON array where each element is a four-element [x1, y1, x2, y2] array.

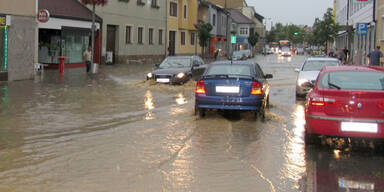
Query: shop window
[[38, 29, 62, 64], [62, 33, 90, 64]]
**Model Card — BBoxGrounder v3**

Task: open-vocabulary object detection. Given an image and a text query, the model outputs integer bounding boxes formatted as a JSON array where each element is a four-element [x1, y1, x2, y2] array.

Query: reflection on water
[[144, 90, 155, 120], [1, 85, 8, 104], [304, 146, 384, 192], [282, 104, 306, 187], [175, 93, 187, 105]]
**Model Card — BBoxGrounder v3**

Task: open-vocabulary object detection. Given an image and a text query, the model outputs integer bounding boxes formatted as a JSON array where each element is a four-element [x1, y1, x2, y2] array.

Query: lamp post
[[263, 18, 271, 55]]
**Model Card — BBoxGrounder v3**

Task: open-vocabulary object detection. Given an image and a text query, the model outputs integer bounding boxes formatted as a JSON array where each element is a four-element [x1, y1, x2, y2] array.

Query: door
[[169, 31, 176, 56], [107, 25, 117, 64]]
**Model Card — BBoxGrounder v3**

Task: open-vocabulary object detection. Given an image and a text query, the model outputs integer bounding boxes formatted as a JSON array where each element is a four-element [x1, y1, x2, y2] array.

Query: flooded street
[[0, 55, 384, 192]]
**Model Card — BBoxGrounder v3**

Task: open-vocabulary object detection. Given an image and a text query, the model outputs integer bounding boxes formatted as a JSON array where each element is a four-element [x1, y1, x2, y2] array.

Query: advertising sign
[[231, 36, 236, 44], [356, 23, 368, 36], [0, 15, 6, 26]]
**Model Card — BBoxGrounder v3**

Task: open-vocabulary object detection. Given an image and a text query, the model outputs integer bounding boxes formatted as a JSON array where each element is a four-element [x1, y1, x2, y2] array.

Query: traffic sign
[[356, 23, 368, 36], [231, 36, 236, 44], [37, 9, 50, 23]]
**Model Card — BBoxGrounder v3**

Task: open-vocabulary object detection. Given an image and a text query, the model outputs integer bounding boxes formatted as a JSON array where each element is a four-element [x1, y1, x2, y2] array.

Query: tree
[[81, 0, 108, 69], [311, 8, 339, 52], [248, 32, 259, 54], [195, 23, 212, 58]]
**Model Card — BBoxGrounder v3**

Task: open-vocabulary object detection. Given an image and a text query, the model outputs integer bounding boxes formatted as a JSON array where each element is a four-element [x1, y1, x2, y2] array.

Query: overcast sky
[[246, 0, 334, 29]]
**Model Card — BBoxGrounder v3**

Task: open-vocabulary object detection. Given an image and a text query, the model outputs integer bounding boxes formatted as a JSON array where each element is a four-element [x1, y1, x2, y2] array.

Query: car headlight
[[176, 72, 185, 79], [297, 78, 309, 86], [147, 72, 153, 79]]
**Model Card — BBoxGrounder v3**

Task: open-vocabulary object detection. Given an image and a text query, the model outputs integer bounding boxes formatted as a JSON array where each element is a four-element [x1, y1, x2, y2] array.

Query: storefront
[[38, 0, 102, 69], [209, 36, 226, 56], [0, 14, 8, 81]]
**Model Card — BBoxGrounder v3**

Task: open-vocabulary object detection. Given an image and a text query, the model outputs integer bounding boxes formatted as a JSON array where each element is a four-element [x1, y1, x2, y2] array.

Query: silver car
[[295, 57, 340, 97]]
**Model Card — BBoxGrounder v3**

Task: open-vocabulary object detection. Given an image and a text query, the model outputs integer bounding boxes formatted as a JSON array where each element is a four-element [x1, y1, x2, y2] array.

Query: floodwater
[[0, 55, 383, 192]]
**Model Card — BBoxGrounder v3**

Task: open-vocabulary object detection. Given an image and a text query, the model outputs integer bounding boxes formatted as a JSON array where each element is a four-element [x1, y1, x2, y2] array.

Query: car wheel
[[304, 131, 321, 145], [195, 105, 205, 117]]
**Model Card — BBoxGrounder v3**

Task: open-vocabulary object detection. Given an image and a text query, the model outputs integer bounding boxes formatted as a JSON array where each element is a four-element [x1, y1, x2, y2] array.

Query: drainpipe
[[165, 0, 168, 57]]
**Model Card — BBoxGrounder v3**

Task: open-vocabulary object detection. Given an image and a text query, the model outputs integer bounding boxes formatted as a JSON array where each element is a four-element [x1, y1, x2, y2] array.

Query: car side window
[[198, 57, 204, 65]]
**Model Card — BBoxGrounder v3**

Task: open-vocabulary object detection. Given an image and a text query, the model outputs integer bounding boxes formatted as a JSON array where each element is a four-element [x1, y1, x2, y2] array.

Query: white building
[[335, 0, 375, 65]]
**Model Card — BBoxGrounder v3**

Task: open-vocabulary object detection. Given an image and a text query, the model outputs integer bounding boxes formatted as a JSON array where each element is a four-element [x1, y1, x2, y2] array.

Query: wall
[[95, 0, 167, 64], [0, 0, 37, 81]]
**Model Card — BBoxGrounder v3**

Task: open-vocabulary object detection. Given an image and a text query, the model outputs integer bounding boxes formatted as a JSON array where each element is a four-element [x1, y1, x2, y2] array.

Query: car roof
[[210, 60, 256, 65], [322, 65, 384, 73], [306, 57, 339, 61], [166, 55, 196, 59]]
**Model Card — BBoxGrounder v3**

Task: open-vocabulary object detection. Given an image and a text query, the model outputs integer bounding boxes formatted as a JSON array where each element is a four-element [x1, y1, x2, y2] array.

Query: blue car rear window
[[319, 71, 384, 90], [207, 65, 251, 76]]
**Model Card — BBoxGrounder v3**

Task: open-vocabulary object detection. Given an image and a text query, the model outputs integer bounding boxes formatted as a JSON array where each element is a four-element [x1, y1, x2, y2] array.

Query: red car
[[304, 65, 384, 144]]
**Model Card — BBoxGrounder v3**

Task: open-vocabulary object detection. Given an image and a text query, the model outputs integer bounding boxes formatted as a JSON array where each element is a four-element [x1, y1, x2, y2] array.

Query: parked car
[[231, 51, 247, 60], [147, 55, 206, 84], [304, 65, 384, 145], [295, 57, 340, 97], [194, 60, 273, 120]]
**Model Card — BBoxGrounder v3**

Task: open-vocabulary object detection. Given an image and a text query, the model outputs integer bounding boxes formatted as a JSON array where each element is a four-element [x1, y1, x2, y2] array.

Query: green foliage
[[311, 8, 339, 47], [248, 32, 259, 47], [265, 23, 307, 44], [195, 23, 213, 47]]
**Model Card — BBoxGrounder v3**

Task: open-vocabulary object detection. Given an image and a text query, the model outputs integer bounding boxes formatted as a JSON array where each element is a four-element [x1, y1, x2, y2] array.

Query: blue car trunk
[[204, 78, 253, 97]]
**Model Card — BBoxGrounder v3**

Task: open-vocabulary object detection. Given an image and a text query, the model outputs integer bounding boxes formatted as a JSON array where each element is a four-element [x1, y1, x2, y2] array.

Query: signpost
[[356, 23, 368, 36]]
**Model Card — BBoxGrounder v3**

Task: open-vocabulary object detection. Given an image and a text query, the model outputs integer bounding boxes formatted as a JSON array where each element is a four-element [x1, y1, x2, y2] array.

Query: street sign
[[0, 15, 6, 26], [356, 23, 368, 36], [231, 36, 236, 44], [37, 9, 50, 23]]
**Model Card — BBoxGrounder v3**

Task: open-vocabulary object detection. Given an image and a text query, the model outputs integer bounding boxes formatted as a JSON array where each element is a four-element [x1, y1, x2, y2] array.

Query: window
[[184, 5, 187, 19], [151, 0, 158, 7], [190, 32, 195, 45], [240, 27, 248, 35], [118, 0, 129, 2], [138, 27, 143, 44], [181, 31, 185, 45], [159, 29, 163, 45], [137, 0, 145, 5], [149, 28, 153, 45], [126, 26, 132, 44], [170, 2, 177, 17], [212, 14, 216, 26]]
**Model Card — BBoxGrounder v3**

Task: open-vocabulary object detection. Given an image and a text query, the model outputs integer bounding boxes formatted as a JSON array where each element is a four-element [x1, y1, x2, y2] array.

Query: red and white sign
[[37, 9, 50, 23]]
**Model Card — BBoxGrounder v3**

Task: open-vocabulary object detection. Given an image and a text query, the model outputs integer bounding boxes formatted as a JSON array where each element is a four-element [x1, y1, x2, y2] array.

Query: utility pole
[[225, 0, 231, 58]]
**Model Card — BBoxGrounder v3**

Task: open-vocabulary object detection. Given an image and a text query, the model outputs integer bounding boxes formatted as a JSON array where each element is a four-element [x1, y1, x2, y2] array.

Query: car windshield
[[232, 51, 243, 57], [159, 58, 191, 69], [319, 71, 384, 90], [206, 65, 252, 77], [282, 47, 290, 52], [302, 60, 339, 71]]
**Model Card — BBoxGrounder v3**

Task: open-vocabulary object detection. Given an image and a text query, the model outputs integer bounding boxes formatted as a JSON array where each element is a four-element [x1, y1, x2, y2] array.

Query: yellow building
[[168, 0, 200, 55]]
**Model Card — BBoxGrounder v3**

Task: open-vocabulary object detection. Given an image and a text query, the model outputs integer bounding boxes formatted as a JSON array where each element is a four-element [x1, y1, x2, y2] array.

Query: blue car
[[195, 61, 273, 120]]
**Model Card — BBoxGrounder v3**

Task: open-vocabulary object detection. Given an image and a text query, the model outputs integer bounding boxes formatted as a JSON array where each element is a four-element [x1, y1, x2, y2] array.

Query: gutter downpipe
[[165, 0, 168, 57]]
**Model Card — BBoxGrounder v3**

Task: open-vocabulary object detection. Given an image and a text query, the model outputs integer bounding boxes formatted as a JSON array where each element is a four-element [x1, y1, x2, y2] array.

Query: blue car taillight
[[195, 80, 206, 95], [251, 81, 262, 95]]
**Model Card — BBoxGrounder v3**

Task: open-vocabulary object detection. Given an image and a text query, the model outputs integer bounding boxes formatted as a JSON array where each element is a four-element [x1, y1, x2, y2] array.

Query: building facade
[[39, 0, 102, 69], [228, 9, 255, 51], [198, 0, 229, 56], [92, 0, 167, 64], [168, 0, 200, 56], [335, 0, 375, 65], [0, 0, 38, 81], [376, 0, 384, 65]]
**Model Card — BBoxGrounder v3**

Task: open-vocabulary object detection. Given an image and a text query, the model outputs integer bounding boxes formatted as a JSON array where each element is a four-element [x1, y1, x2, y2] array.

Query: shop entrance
[[107, 25, 117, 64]]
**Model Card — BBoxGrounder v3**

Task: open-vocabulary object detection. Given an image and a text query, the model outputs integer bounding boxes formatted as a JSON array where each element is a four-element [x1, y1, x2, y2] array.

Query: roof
[[227, 9, 254, 24], [322, 65, 384, 73], [210, 60, 256, 65], [39, 0, 102, 22], [254, 12, 264, 23]]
